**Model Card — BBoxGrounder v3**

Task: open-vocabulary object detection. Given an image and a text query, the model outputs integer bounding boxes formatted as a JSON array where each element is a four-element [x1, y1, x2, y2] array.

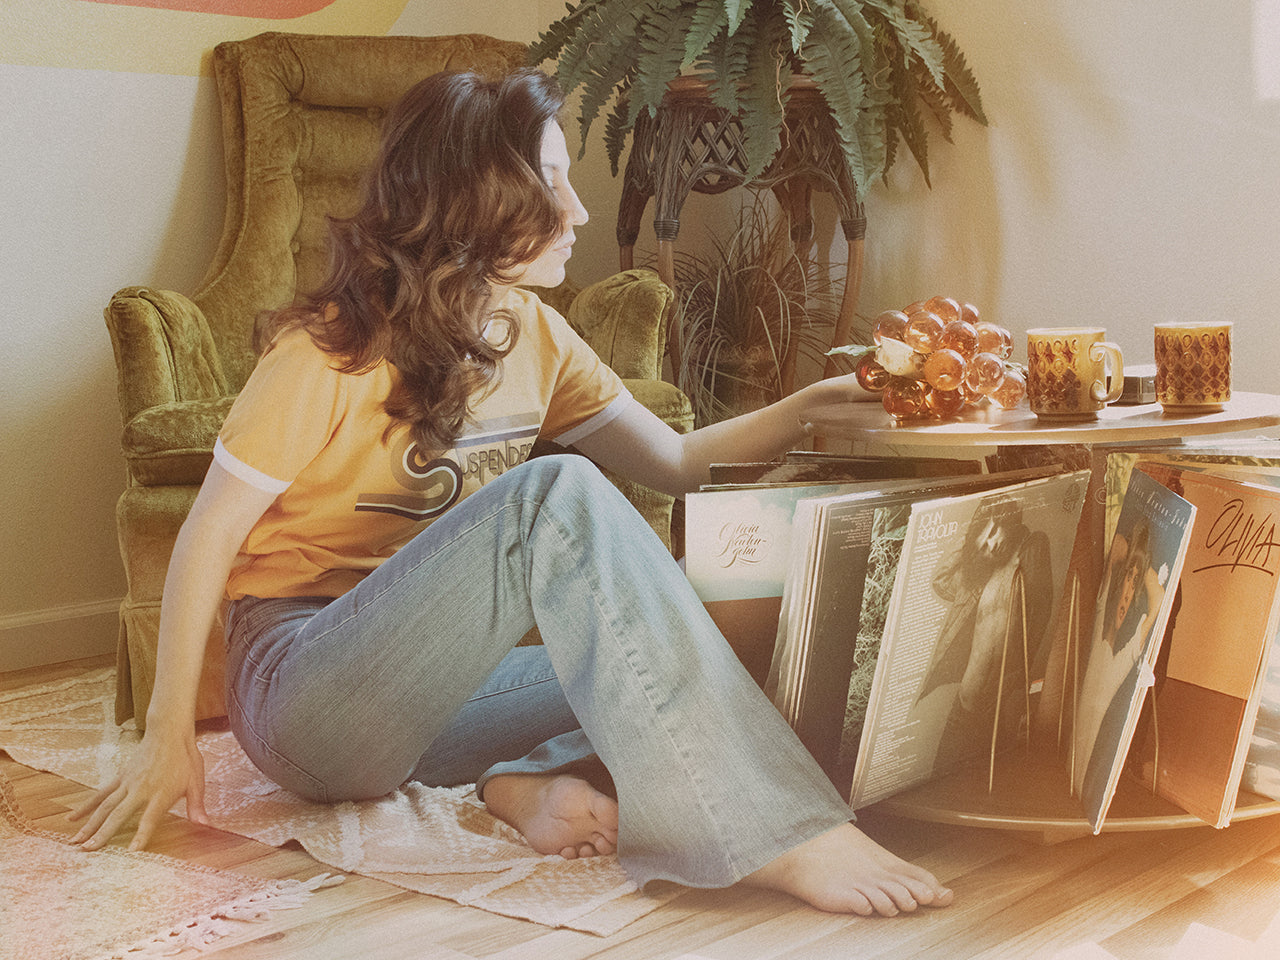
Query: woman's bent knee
[[521, 452, 608, 491]]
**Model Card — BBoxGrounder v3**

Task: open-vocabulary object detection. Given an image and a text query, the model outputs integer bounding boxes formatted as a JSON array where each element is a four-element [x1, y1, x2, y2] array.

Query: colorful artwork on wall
[[3, 0, 411, 75], [82, 0, 335, 15]]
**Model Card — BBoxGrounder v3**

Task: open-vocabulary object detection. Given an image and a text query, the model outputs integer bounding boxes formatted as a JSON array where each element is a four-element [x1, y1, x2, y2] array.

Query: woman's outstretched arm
[[573, 372, 876, 497], [70, 462, 276, 850]]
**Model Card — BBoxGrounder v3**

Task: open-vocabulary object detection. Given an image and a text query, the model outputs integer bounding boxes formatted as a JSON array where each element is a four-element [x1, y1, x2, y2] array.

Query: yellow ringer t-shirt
[[214, 287, 632, 600]]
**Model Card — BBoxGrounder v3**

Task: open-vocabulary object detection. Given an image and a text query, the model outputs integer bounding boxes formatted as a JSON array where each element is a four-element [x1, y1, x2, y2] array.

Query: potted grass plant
[[669, 196, 845, 427], [530, 0, 986, 199]]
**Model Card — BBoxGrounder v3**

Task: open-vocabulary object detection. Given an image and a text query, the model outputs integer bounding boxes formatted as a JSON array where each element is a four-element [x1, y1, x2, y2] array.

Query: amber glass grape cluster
[[836, 296, 1026, 421]]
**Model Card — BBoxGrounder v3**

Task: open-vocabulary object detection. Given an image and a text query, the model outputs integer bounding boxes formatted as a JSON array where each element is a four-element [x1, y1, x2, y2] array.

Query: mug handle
[[1089, 341, 1125, 404]]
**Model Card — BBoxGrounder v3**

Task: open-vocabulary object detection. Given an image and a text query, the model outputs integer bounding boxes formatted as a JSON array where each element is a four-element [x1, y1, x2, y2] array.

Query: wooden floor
[[5, 656, 1280, 960]]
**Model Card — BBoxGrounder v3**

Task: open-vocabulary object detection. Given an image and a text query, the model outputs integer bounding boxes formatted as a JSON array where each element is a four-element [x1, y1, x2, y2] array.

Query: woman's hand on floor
[[67, 726, 209, 851]]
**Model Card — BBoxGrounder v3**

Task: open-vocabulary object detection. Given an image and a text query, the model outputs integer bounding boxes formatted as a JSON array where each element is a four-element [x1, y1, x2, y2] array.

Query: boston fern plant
[[529, 0, 986, 199]]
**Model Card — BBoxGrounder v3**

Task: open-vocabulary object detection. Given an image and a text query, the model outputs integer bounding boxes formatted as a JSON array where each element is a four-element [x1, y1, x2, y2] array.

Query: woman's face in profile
[[504, 120, 590, 290]]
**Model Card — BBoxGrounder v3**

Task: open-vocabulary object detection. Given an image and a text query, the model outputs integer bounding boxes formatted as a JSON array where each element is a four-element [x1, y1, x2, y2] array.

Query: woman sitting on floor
[[71, 67, 952, 918]]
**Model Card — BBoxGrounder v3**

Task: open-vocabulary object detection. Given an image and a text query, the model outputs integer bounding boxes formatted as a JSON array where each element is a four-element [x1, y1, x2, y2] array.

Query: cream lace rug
[[0, 771, 339, 960], [0, 668, 676, 937]]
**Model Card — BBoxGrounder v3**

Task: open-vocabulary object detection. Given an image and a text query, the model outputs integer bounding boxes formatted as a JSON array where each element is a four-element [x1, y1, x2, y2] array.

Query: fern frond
[[869, 10, 930, 183], [826, 0, 880, 93], [829, 0, 888, 128], [603, 95, 634, 175], [528, 0, 599, 64], [534, 0, 984, 190], [779, 0, 813, 54], [568, 4, 647, 146], [903, 19, 947, 93], [630, 2, 698, 127], [803, 1, 879, 196], [860, 0, 946, 92], [558, 0, 655, 95], [684, 0, 729, 65], [696, 22, 752, 115], [738, 6, 790, 178], [552, 2, 612, 96], [568, 3, 650, 138], [537, 1, 662, 168], [855, 107, 889, 197], [576, 65, 637, 158], [724, 0, 753, 36], [913, 65, 954, 142], [888, 95, 931, 187], [882, 108, 900, 176], [916, 6, 988, 125]]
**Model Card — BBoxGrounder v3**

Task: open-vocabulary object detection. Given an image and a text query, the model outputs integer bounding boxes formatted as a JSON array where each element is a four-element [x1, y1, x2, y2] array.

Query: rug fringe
[[93, 873, 344, 959]]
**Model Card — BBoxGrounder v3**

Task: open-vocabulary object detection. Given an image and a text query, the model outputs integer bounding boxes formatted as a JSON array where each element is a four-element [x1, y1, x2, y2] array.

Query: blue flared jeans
[[224, 454, 851, 888]]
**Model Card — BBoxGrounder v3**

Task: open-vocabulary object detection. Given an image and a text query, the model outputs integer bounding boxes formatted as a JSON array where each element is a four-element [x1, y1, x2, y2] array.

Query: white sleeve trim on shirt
[[213, 437, 292, 495], [552, 389, 637, 447]]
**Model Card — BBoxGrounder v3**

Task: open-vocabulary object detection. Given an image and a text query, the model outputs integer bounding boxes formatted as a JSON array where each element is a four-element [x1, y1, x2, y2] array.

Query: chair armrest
[[104, 287, 230, 424], [121, 396, 238, 486], [567, 270, 674, 381]]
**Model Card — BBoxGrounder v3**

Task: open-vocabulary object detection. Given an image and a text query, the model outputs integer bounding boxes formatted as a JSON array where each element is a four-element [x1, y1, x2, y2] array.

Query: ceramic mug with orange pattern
[[1153, 322, 1232, 413], [1026, 327, 1125, 420]]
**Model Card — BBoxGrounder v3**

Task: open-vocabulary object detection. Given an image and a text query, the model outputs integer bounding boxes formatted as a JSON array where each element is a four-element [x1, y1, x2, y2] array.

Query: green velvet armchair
[[104, 32, 692, 729]]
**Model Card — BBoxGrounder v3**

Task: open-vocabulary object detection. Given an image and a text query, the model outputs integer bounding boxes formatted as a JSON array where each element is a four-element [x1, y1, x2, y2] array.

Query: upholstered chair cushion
[[105, 287, 228, 422], [120, 398, 236, 486], [567, 269, 673, 380]]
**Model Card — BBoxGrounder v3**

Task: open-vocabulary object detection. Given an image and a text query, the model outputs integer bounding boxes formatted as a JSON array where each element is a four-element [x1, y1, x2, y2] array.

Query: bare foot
[[483, 773, 619, 860], [744, 822, 954, 917]]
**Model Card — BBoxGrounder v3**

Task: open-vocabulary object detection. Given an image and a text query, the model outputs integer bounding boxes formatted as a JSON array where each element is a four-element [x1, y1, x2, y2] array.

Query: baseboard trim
[[0, 599, 120, 672]]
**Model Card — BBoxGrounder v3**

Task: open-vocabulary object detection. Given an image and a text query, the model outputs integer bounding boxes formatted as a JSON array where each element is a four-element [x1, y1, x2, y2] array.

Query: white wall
[[4, 0, 1279, 670], [0, 64, 223, 669]]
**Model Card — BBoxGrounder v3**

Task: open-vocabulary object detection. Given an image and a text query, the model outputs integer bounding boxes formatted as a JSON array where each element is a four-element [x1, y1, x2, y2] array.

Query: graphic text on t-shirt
[[354, 413, 541, 521]]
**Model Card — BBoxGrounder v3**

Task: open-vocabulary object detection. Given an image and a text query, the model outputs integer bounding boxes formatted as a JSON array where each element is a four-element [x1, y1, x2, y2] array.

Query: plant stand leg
[[824, 219, 867, 380], [771, 180, 814, 397], [656, 235, 681, 382]]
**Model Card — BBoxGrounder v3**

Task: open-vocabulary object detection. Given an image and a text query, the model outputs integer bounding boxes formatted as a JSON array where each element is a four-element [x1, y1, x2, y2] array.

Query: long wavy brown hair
[[256, 68, 567, 453]]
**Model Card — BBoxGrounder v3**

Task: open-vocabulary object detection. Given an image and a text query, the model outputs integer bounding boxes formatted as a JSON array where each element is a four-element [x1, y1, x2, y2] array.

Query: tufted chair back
[[207, 35, 527, 390], [118, 34, 526, 423]]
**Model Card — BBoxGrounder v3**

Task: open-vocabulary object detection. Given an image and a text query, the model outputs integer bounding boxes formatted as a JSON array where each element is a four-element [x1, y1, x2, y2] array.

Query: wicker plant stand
[[616, 76, 866, 388]]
